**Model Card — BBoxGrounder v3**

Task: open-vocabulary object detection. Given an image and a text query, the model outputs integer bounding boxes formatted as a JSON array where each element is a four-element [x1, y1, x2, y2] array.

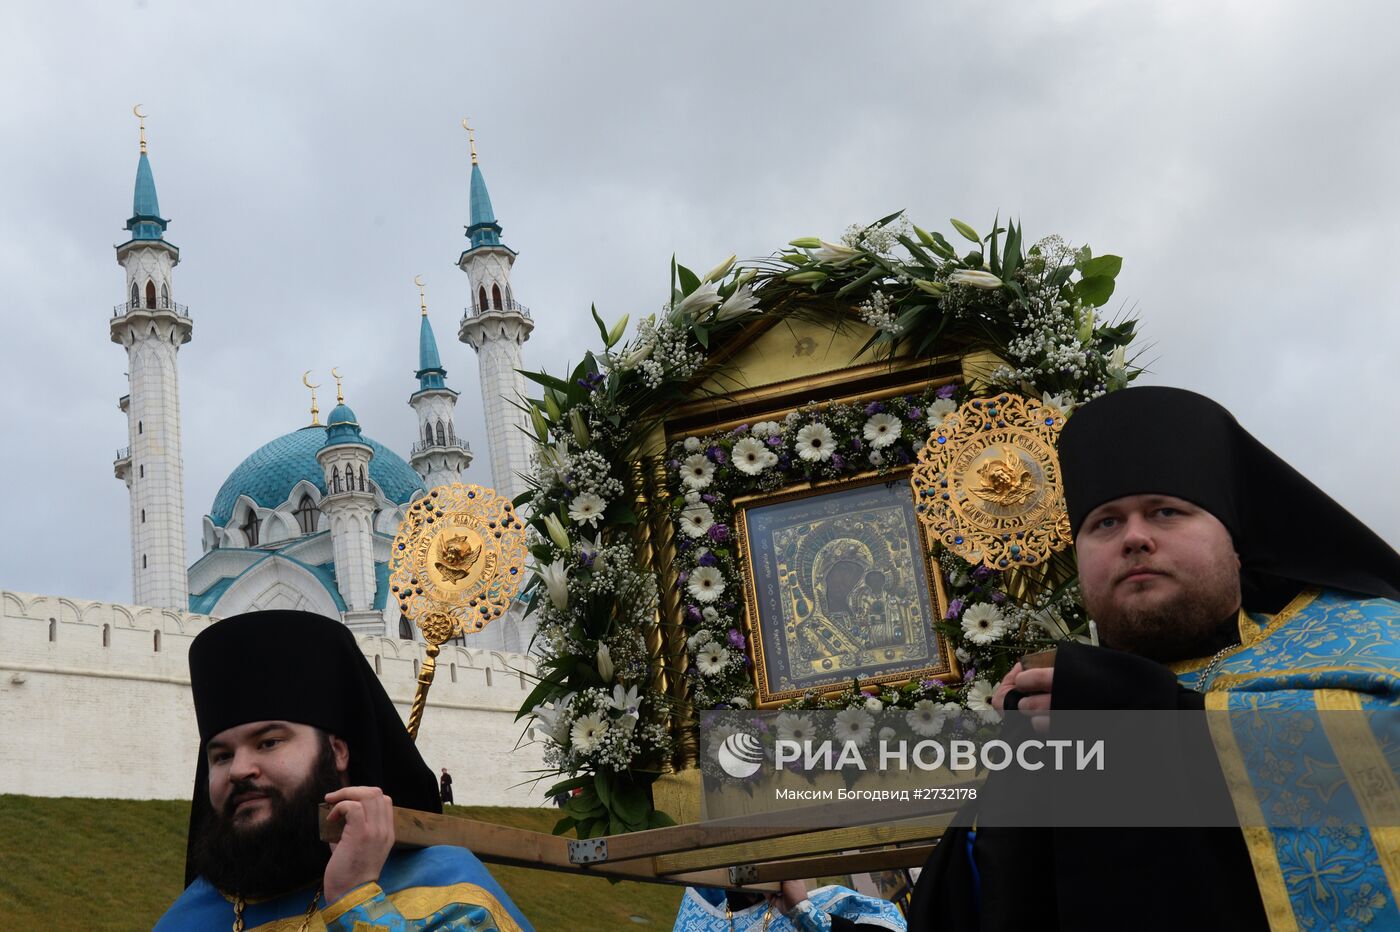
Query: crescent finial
[[133, 105, 148, 153], [302, 370, 320, 390], [331, 367, 345, 405], [302, 371, 321, 426], [414, 274, 425, 287], [463, 117, 478, 164]]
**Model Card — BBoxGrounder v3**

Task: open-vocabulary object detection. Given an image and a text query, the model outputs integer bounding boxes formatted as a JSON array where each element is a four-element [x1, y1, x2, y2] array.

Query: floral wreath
[[515, 213, 1139, 835]]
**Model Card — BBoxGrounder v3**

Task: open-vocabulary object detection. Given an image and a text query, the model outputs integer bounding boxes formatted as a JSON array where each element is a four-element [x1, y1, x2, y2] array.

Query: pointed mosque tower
[[111, 106, 191, 610], [456, 121, 535, 503], [408, 277, 472, 489], [315, 373, 382, 635]]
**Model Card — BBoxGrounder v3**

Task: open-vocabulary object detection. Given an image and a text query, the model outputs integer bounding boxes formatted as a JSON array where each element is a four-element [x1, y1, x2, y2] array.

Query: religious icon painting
[[734, 470, 958, 707]]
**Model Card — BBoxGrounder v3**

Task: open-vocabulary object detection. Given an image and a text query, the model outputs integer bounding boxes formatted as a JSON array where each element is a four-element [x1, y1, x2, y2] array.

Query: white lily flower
[[596, 642, 615, 683], [812, 240, 862, 266], [542, 514, 571, 551], [703, 254, 737, 283], [948, 269, 1003, 289], [676, 282, 721, 317], [713, 285, 760, 323], [537, 558, 569, 611], [609, 683, 642, 720]]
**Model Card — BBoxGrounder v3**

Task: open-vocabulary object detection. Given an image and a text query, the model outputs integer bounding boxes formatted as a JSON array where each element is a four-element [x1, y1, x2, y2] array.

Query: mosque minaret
[[456, 124, 535, 503], [408, 278, 473, 489], [111, 108, 191, 611]]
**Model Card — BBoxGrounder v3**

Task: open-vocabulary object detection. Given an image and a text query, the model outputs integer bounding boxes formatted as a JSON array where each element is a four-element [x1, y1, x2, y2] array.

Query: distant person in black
[[439, 768, 454, 806]]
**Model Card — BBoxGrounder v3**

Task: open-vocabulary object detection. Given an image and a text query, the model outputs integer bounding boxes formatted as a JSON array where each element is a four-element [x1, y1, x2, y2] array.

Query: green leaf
[[610, 783, 649, 824], [590, 303, 609, 346], [950, 218, 982, 244], [1002, 221, 1022, 281], [677, 263, 701, 296], [835, 264, 887, 298], [520, 369, 576, 396], [605, 500, 638, 526], [988, 212, 1001, 276], [693, 322, 710, 348], [545, 774, 594, 798], [594, 772, 613, 810], [646, 809, 678, 829], [565, 792, 606, 820], [552, 815, 576, 836], [1074, 275, 1117, 308], [1079, 255, 1122, 280]]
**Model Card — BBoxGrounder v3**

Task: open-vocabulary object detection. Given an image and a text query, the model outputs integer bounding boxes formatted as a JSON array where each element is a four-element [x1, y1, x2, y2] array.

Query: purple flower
[[707, 524, 730, 544], [963, 668, 976, 683], [707, 446, 727, 464], [578, 551, 596, 570], [908, 407, 923, 420], [766, 435, 783, 448], [894, 448, 910, 466], [830, 454, 845, 471], [678, 571, 689, 586], [861, 687, 880, 697], [852, 439, 863, 452], [990, 590, 1007, 604], [685, 605, 703, 623], [576, 371, 606, 391], [945, 598, 965, 619], [920, 679, 938, 690], [971, 565, 995, 583], [936, 384, 957, 400], [732, 424, 750, 435], [778, 455, 792, 469], [701, 493, 718, 504], [676, 537, 694, 553], [698, 551, 718, 567], [864, 401, 885, 415], [727, 629, 746, 649]]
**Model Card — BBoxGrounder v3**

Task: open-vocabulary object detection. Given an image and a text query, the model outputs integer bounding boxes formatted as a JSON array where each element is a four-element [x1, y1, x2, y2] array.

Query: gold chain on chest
[[231, 885, 321, 932]]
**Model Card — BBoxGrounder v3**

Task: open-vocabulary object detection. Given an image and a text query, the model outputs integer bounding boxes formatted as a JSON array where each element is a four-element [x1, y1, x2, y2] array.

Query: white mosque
[[110, 116, 537, 651]]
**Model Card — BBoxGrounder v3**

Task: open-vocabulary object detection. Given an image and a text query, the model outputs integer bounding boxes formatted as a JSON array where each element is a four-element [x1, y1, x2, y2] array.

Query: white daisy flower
[[687, 566, 726, 602], [906, 699, 947, 738], [795, 423, 835, 462], [862, 413, 902, 449], [732, 437, 771, 475], [925, 398, 957, 429], [868, 450, 885, 466], [774, 712, 815, 745], [961, 603, 1008, 646], [834, 708, 875, 747], [966, 680, 996, 712], [679, 502, 715, 538], [570, 713, 609, 753], [695, 643, 730, 675], [568, 492, 606, 526], [680, 453, 715, 489], [684, 437, 702, 453], [752, 421, 781, 438]]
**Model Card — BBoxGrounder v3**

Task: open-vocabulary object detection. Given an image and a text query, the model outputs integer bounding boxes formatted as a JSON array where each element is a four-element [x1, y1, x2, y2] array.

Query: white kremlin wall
[[0, 590, 547, 805]]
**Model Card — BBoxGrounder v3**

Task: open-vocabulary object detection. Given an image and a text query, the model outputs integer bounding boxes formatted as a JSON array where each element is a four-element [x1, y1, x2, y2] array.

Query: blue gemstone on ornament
[[942, 493, 949, 500], [937, 437, 946, 444], [510, 567, 518, 574], [468, 491, 475, 498], [1045, 417, 1054, 425], [955, 536, 964, 545], [999, 559, 1008, 567]]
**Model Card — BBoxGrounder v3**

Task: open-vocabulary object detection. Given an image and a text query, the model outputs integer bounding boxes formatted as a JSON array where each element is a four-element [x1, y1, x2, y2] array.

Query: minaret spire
[[409, 275, 471, 489], [112, 106, 190, 610], [456, 123, 534, 502]]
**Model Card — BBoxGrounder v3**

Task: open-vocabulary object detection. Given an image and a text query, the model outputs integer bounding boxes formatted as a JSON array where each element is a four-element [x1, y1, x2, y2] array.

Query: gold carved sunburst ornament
[[389, 484, 528, 642], [910, 392, 1074, 569]]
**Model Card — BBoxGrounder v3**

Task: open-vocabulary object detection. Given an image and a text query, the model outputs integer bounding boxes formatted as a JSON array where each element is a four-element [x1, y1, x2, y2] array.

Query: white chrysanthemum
[[955, 647, 972, 664], [868, 450, 885, 466], [702, 606, 719, 623], [695, 643, 730, 675], [687, 629, 715, 651], [684, 490, 701, 504], [728, 695, 750, 709], [961, 603, 1008, 646], [879, 726, 897, 743], [752, 421, 781, 438], [568, 493, 606, 527], [925, 398, 957, 429], [684, 437, 702, 453], [679, 502, 715, 538], [774, 712, 815, 744], [862, 413, 902, 449], [966, 680, 996, 712], [732, 437, 771, 475], [795, 423, 835, 462], [834, 708, 875, 747], [687, 566, 726, 603], [570, 713, 609, 754], [906, 699, 947, 738], [864, 696, 884, 712], [680, 453, 714, 489]]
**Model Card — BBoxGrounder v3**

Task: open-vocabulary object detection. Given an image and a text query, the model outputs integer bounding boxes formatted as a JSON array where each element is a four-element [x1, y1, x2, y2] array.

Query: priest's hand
[[993, 662, 1053, 733], [323, 786, 396, 905]]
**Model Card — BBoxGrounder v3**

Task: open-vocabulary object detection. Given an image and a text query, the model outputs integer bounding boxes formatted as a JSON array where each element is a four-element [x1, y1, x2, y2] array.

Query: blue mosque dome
[[208, 426, 424, 527], [323, 403, 365, 446]]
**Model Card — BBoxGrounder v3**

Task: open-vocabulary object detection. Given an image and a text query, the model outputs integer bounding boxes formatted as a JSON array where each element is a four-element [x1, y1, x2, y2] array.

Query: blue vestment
[[1173, 589, 1400, 930], [673, 885, 905, 931], [155, 844, 532, 931]]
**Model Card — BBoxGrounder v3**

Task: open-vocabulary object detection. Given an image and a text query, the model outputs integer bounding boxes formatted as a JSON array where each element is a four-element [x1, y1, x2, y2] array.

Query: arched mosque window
[[145, 280, 156, 308], [161, 283, 169, 307], [492, 284, 502, 310], [358, 465, 367, 491], [478, 287, 488, 312], [295, 494, 319, 534], [240, 509, 259, 547], [131, 283, 139, 308], [436, 420, 446, 446]]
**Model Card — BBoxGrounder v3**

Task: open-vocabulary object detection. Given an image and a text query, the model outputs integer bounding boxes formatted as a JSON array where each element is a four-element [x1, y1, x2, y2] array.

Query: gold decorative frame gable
[[734, 469, 957, 707]]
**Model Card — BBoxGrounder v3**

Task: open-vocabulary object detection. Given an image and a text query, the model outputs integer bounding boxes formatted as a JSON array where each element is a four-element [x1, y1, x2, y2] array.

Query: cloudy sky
[[2, 1, 1396, 604]]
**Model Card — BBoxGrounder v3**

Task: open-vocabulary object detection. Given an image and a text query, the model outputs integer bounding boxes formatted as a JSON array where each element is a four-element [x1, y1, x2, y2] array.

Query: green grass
[[0, 796, 681, 931]]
